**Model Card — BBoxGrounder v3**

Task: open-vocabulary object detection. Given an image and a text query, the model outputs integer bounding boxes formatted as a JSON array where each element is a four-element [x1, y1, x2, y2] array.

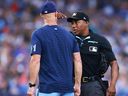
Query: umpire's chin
[[72, 30, 80, 35]]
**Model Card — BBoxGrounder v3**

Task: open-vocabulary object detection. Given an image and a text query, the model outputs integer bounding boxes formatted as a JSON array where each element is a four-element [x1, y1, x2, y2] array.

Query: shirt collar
[[76, 29, 93, 40]]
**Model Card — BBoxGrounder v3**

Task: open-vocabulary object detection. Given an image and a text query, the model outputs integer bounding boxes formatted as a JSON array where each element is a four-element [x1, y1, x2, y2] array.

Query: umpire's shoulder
[[93, 32, 111, 46], [93, 32, 108, 41]]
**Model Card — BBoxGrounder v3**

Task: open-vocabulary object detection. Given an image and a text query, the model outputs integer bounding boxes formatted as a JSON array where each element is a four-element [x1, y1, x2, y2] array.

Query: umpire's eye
[[71, 21, 77, 25]]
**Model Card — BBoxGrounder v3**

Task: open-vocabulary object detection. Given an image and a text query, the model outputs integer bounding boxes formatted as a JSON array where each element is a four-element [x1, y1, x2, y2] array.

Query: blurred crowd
[[0, 0, 128, 96]]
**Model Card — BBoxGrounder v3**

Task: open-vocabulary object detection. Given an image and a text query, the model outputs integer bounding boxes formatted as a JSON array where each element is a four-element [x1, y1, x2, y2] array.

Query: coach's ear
[[40, 13, 43, 17]]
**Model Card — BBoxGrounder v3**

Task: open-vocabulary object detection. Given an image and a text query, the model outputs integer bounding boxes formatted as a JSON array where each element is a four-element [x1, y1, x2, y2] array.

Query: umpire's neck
[[41, 12, 58, 26]]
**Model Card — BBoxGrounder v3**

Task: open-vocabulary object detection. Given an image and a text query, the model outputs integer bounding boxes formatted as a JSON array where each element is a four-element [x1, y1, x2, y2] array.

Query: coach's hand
[[56, 12, 67, 19], [74, 83, 81, 96], [27, 87, 35, 96], [106, 86, 116, 96]]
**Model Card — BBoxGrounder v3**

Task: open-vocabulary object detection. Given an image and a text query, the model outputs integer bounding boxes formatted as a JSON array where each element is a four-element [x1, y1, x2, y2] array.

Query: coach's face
[[70, 20, 88, 35]]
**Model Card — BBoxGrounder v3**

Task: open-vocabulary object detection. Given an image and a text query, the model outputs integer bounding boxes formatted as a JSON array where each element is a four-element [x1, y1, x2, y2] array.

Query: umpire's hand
[[106, 86, 116, 96], [74, 83, 81, 96], [27, 87, 35, 96]]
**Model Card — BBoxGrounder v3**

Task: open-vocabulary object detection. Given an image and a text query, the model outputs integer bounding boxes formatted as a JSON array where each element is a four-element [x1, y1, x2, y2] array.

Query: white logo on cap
[[72, 13, 77, 16], [44, 11, 48, 13], [83, 17, 86, 20]]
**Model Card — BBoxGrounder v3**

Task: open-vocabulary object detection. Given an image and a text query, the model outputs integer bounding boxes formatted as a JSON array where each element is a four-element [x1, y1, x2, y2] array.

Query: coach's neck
[[41, 12, 58, 26]]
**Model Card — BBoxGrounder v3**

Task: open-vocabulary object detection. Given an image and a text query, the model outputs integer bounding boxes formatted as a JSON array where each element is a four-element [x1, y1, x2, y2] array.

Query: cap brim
[[67, 17, 80, 22]]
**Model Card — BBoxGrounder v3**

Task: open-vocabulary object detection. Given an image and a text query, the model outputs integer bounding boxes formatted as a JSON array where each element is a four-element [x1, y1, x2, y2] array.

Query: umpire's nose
[[71, 21, 77, 29]]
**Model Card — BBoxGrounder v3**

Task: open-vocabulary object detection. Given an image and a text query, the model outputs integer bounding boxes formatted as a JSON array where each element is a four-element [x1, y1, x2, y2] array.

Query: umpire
[[67, 12, 119, 96]]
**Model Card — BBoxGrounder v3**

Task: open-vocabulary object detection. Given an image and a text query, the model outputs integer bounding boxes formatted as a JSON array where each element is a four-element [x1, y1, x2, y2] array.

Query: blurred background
[[0, 0, 128, 96]]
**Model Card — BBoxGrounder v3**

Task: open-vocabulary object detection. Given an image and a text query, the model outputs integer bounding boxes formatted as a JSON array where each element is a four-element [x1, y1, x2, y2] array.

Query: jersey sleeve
[[100, 37, 116, 62], [30, 32, 42, 55], [73, 38, 80, 53]]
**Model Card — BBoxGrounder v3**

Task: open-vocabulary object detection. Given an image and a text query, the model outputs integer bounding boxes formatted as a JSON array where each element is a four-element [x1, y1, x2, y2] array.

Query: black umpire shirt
[[74, 29, 116, 77]]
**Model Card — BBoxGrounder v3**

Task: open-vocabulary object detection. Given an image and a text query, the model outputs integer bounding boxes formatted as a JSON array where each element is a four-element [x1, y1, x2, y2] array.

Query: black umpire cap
[[67, 12, 89, 22]]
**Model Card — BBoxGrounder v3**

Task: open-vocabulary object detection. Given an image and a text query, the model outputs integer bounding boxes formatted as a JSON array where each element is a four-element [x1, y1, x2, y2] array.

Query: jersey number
[[32, 44, 36, 52]]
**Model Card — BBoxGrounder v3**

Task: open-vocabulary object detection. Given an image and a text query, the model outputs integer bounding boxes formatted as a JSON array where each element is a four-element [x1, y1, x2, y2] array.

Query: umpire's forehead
[[70, 19, 86, 23]]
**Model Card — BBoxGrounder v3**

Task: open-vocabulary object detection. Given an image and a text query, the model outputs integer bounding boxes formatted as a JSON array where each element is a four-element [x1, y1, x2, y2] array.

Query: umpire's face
[[70, 20, 89, 35]]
